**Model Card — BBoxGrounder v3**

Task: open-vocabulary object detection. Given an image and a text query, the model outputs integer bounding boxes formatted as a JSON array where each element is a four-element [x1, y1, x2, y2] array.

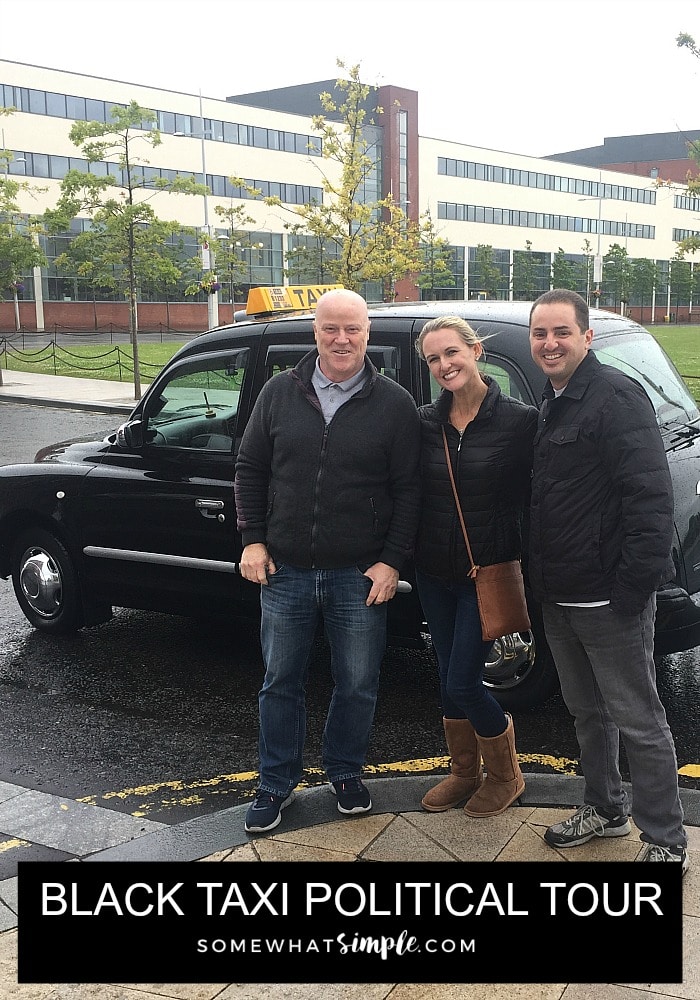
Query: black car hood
[[34, 431, 117, 465]]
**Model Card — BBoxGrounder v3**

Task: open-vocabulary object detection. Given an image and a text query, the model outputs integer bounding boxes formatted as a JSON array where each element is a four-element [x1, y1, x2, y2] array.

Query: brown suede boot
[[463, 714, 525, 818], [421, 718, 483, 812]]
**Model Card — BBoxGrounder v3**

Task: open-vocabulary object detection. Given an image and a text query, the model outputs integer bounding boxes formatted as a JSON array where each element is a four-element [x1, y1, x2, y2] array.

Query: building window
[[437, 201, 654, 239], [438, 157, 656, 205]]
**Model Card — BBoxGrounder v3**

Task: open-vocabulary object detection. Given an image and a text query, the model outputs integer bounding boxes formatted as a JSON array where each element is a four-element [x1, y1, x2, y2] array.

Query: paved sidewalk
[[1, 370, 699, 997], [1, 775, 700, 999], [0, 368, 143, 413]]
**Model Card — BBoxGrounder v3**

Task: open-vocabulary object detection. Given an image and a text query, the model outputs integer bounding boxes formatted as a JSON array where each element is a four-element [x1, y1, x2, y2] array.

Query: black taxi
[[1, 289, 699, 711]]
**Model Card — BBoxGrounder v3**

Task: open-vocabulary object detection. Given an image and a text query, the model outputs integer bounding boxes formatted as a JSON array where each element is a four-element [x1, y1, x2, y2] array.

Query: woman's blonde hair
[[415, 315, 484, 359]]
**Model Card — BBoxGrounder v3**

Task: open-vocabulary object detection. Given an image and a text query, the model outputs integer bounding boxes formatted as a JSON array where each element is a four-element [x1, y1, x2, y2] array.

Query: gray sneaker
[[544, 804, 631, 848], [639, 843, 689, 874]]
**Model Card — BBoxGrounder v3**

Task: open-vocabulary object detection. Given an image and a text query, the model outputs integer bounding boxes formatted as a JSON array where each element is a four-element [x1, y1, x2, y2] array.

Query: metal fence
[[0, 339, 167, 380], [1, 324, 202, 346]]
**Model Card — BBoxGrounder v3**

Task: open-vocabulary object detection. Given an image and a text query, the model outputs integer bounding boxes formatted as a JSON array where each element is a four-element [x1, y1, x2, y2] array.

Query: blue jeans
[[257, 563, 386, 797], [543, 598, 686, 848], [416, 570, 506, 737]]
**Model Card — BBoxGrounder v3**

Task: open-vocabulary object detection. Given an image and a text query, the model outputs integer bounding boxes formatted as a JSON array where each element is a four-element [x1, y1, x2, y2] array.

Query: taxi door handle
[[195, 498, 225, 520]]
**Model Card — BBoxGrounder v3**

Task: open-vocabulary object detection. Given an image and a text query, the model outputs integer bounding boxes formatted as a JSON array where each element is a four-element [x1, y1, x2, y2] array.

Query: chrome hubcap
[[484, 631, 536, 690], [19, 548, 63, 618]]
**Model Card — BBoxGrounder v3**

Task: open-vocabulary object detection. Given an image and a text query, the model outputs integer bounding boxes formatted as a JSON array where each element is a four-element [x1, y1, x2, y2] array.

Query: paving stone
[[269, 814, 393, 856], [362, 814, 457, 862], [407, 808, 527, 862], [0, 838, 74, 880], [0, 790, 164, 855]]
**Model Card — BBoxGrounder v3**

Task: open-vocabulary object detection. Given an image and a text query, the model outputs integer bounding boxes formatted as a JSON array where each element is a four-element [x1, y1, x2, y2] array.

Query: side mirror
[[116, 418, 145, 450]]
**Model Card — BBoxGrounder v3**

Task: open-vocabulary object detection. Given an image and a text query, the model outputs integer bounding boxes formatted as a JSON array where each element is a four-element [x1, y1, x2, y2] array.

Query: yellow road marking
[[77, 755, 587, 817], [77, 754, 700, 818], [0, 838, 31, 854]]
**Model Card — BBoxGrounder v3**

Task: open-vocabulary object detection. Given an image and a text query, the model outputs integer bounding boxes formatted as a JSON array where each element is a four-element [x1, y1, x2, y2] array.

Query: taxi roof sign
[[245, 284, 343, 316]]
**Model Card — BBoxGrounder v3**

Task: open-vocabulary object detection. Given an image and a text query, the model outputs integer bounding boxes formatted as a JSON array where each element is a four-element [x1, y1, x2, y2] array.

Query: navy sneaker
[[331, 777, 372, 815], [244, 790, 294, 833]]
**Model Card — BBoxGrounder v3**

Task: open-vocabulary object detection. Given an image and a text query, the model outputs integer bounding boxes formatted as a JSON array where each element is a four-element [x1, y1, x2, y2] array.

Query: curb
[[0, 392, 134, 414], [85, 773, 700, 864]]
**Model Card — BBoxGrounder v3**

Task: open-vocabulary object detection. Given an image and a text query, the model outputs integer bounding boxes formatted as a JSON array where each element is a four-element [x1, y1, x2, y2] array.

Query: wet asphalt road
[[0, 401, 698, 824]]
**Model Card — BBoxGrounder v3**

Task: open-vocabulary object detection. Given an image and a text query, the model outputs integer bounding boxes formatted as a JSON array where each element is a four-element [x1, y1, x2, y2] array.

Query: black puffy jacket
[[414, 378, 538, 582], [234, 350, 421, 571], [528, 351, 675, 615]]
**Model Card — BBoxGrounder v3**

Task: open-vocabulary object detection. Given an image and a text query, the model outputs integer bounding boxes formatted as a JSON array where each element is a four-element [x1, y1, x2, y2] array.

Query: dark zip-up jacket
[[234, 349, 421, 571], [414, 378, 537, 582], [528, 350, 675, 615]]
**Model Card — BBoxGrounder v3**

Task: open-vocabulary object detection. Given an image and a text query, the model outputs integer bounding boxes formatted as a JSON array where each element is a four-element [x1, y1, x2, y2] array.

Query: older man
[[235, 289, 421, 833]]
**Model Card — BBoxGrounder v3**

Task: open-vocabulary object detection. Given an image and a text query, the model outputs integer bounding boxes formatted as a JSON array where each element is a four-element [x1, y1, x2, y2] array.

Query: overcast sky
[[3, 0, 699, 158]]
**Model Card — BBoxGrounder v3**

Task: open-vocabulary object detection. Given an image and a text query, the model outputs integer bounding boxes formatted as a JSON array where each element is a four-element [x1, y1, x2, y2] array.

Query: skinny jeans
[[416, 570, 507, 737]]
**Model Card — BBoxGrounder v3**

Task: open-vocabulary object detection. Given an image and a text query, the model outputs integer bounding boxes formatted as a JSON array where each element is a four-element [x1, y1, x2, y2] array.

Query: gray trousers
[[543, 597, 687, 849]]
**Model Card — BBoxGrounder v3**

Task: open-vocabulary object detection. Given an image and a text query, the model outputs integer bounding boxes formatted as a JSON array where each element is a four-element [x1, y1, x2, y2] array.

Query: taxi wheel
[[483, 600, 559, 712], [484, 623, 558, 712], [11, 528, 83, 634]]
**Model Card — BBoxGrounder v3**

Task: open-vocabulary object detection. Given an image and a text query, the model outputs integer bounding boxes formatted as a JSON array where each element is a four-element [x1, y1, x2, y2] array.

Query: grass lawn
[[647, 325, 700, 402], [647, 325, 700, 375]]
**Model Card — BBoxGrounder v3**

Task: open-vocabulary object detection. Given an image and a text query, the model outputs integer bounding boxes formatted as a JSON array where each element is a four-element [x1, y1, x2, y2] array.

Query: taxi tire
[[11, 528, 83, 634]]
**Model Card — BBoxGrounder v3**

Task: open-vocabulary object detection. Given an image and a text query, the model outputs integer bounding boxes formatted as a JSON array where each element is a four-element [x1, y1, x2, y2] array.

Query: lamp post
[[578, 188, 603, 305], [198, 93, 219, 330], [319, 243, 326, 284]]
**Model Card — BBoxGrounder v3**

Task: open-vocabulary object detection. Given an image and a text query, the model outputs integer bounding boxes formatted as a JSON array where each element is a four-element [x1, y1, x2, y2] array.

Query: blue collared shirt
[[311, 358, 366, 424]]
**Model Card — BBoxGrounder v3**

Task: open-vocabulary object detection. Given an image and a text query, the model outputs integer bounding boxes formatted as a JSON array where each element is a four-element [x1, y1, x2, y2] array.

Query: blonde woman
[[414, 316, 537, 816]]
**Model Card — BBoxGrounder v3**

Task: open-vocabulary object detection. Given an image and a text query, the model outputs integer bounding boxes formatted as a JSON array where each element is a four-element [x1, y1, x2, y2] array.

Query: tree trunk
[[129, 287, 141, 401]]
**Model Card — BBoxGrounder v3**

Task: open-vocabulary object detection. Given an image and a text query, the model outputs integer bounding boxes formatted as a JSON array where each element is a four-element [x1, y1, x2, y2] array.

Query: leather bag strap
[[441, 426, 479, 579]]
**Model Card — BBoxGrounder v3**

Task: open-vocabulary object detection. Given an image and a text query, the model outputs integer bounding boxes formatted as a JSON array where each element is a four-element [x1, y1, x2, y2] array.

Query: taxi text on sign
[[246, 284, 343, 315]]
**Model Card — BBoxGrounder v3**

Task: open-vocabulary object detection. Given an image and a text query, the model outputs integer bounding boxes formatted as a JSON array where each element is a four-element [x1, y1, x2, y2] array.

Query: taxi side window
[[146, 350, 249, 452], [265, 346, 400, 383], [480, 360, 526, 401], [427, 358, 527, 403]]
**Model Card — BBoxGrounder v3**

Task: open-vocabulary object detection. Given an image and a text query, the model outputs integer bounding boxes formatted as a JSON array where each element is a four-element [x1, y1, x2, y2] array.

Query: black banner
[[18, 861, 683, 984]]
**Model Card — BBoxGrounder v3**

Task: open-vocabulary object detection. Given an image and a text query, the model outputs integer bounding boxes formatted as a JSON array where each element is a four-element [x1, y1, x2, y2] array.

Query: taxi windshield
[[594, 334, 699, 427]]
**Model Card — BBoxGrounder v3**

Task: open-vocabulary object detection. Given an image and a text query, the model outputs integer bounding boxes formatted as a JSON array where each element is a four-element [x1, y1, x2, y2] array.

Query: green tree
[[266, 61, 420, 292], [603, 244, 633, 312], [471, 244, 503, 298], [362, 209, 422, 301], [677, 234, 700, 258], [43, 101, 205, 399], [285, 239, 336, 285], [0, 111, 46, 345], [551, 248, 578, 293], [512, 240, 539, 300], [670, 253, 692, 314], [182, 193, 257, 305], [629, 257, 657, 324], [693, 259, 700, 318], [416, 209, 455, 299], [676, 33, 700, 195], [676, 236, 700, 319], [580, 239, 595, 300], [285, 235, 335, 284]]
